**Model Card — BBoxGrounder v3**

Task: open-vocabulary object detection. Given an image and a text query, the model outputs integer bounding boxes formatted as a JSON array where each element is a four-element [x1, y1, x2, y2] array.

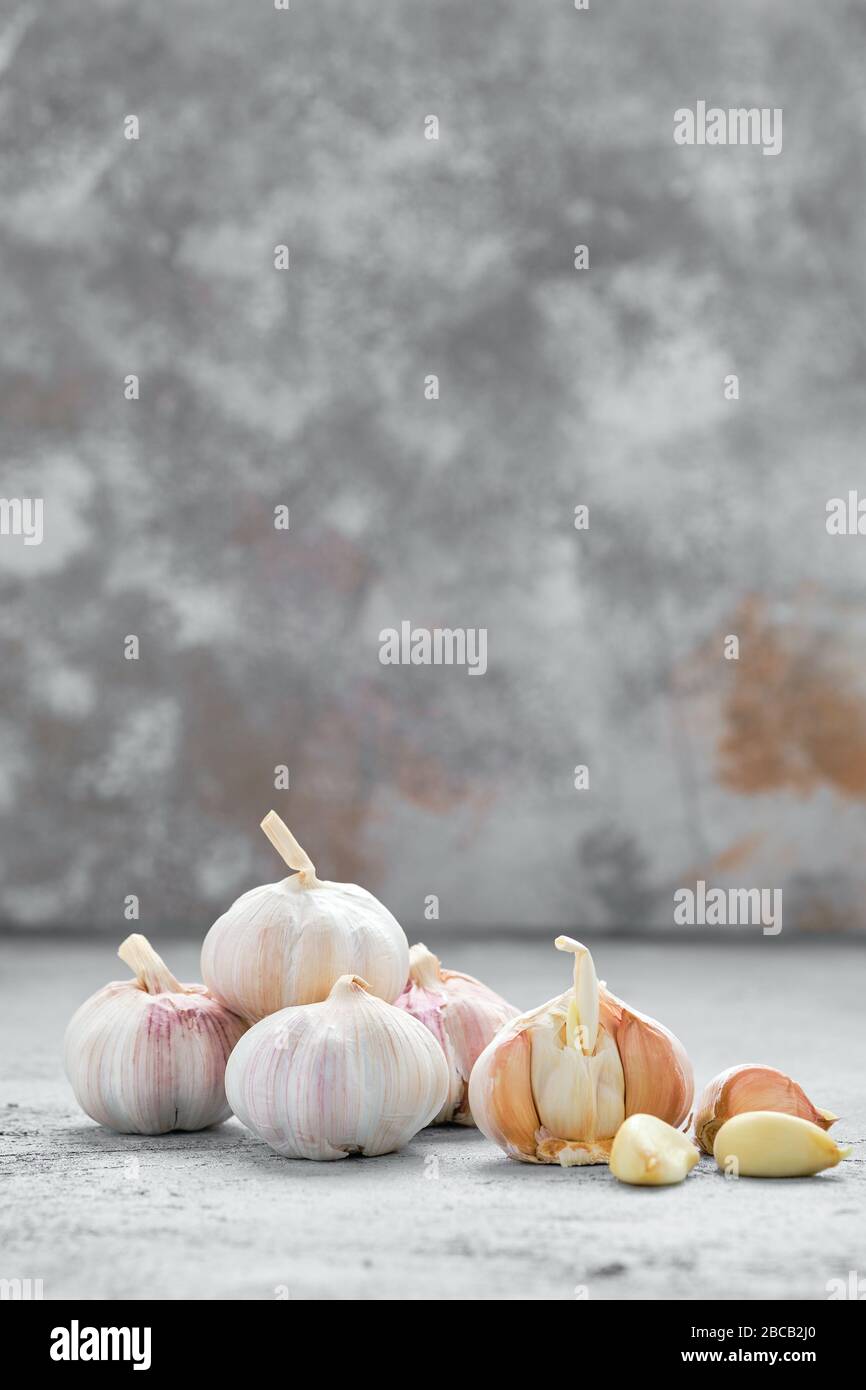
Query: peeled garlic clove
[[64, 934, 248, 1135], [469, 937, 693, 1166], [713, 1110, 851, 1178], [225, 973, 449, 1160], [393, 943, 518, 1125], [610, 1114, 700, 1186], [694, 1063, 835, 1155], [201, 811, 409, 1022]]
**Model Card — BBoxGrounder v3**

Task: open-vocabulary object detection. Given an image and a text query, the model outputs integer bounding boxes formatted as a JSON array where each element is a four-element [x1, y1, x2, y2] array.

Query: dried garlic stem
[[554, 936, 599, 1055], [260, 810, 321, 887], [330, 973, 371, 998], [408, 943, 442, 989], [118, 933, 183, 995]]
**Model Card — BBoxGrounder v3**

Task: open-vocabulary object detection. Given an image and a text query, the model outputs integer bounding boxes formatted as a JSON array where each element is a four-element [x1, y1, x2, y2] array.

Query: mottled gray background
[[3, 0, 866, 934]]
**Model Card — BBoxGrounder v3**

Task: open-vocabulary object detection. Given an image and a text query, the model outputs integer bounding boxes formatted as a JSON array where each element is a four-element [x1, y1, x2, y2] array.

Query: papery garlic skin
[[694, 1063, 836, 1155], [610, 1114, 700, 1186], [225, 973, 449, 1160], [64, 935, 248, 1135], [201, 812, 409, 1023], [713, 1111, 851, 1178], [599, 984, 693, 1129], [393, 943, 519, 1124], [468, 936, 694, 1166]]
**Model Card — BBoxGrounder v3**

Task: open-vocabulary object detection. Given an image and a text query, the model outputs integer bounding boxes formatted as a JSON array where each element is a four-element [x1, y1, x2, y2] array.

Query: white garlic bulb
[[201, 812, 409, 1023], [225, 973, 449, 1160], [394, 942, 519, 1125], [64, 934, 248, 1135]]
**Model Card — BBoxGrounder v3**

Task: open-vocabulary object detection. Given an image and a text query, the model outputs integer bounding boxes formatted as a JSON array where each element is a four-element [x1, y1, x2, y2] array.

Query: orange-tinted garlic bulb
[[468, 937, 693, 1166]]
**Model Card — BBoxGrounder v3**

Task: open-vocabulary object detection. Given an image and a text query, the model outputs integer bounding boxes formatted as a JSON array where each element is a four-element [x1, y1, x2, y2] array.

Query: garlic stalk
[[694, 1063, 836, 1155], [201, 811, 410, 1022], [610, 1114, 700, 1186], [393, 943, 518, 1125], [713, 1111, 851, 1178], [468, 936, 693, 1166], [64, 934, 248, 1135], [225, 973, 449, 1160]]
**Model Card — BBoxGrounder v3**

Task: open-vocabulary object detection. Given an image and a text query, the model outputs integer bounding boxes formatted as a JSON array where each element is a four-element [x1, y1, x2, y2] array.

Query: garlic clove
[[530, 1012, 624, 1141], [694, 1063, 835, 1155], [610, 1114, 700, 1186], [201, 812, 410, 1022], [394, 943, 519, 1125], [600, 986, 694, 1131], [225, 972, 449, 1161], [64, 934, 248, 1135], [468, 1024, 541, 1162], [713, 1110, 851, 1178]]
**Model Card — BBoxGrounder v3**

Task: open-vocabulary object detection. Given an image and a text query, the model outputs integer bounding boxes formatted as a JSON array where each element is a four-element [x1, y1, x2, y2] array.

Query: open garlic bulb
[[694, 1063, 836, 1155], [468, 936, 693, 1166], [225, 973, 449, 1160], [64, 934, 248, 1135], [201, 811, 409, 1022], [394, 943, 518, 1125]]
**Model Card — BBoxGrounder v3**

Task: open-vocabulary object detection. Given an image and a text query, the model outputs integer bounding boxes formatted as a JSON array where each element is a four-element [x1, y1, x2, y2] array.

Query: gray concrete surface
[[1, 934, 863, 1300]]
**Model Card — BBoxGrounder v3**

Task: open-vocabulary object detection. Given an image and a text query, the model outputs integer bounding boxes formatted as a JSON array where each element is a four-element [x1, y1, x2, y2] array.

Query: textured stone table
[[1, 934, 862, 1300]]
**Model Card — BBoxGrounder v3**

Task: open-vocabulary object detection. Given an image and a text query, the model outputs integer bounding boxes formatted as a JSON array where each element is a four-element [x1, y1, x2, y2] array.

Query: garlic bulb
[[713, 1111, 851, 1178], [225, 973, 449, 1160], [694, 1063, 836, 1155], [610, 1114, 700, 1186], [64, 934, 248, 1135], [468, 936, 693, 1166], [201, 811, 409, 1022], [393, 943, 519, 1125]]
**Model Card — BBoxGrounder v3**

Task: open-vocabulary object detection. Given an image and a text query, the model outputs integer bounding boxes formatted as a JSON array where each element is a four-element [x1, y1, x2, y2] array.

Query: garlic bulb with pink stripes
[[64, 934, 247, 1135], [394, 943, 518, 1125], [225, 973, 448, 1160]]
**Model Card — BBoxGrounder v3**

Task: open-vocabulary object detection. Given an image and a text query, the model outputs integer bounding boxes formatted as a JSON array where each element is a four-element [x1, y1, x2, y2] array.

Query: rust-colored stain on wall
[[688, 831, 767, 882], [716, 599, 866, 799]]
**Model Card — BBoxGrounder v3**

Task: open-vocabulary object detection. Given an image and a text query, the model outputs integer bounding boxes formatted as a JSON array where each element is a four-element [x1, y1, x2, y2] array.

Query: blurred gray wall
[[2, 0, 866, 934]]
